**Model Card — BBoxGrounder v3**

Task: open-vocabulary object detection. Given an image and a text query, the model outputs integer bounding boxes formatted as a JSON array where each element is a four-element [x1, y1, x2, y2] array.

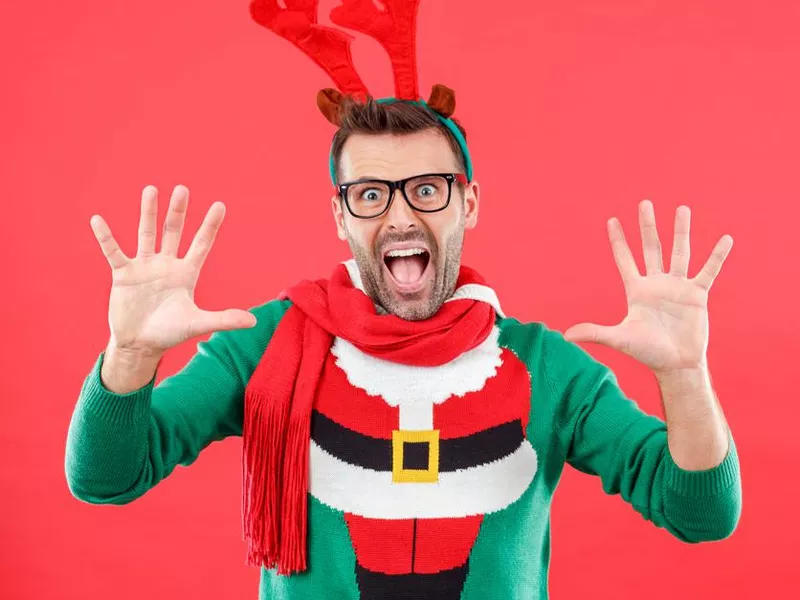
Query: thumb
[[190, 308, 257, 337], [563, 323, 622, 349]]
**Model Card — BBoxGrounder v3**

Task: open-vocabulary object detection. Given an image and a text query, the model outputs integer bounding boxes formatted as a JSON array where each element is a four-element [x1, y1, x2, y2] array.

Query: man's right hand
[[90, 185, 257, 392]]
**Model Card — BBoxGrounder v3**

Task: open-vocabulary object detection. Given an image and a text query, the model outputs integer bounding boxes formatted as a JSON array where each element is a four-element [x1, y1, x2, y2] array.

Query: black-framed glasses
[[336, 172, 468, 219]]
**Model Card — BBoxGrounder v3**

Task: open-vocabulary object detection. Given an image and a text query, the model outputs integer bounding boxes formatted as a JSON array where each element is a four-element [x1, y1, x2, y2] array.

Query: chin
[[387, 304, 437, 321], [382, 287, 440, 321]]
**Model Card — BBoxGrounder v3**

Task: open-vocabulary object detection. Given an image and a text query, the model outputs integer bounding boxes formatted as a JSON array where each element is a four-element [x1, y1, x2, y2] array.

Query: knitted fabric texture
[[66, 262, 742, 598], [242, 261, 497, 574]]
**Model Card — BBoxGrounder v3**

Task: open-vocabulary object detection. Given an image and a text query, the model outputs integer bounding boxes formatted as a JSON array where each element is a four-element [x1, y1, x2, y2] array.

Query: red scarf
[[242, 262, 497, 575]]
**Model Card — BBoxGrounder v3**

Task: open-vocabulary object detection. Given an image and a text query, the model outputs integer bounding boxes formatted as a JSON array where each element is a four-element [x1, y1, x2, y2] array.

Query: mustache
[[374, 232, 431, 253]]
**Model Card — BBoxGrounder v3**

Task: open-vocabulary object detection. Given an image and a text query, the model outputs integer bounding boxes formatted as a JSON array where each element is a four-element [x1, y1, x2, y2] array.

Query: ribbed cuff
[[78, 352, 155, 425], [664, 434, 740, 497]]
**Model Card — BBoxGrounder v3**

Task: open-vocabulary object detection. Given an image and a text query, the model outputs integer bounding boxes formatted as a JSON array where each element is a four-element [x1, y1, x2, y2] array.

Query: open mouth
[[383, 247, 431, 293]]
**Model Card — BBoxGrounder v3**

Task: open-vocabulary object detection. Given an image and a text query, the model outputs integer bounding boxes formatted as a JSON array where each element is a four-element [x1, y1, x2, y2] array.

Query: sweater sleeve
[[64, 299, 292, 505], [541, 326, 742, 543]]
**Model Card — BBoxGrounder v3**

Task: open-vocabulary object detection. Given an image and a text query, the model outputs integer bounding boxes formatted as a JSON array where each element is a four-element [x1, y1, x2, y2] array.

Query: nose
[[385, 188, 419, 233]]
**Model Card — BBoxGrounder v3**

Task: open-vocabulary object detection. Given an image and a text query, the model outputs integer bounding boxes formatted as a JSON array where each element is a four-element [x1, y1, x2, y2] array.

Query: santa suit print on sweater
[[305, 260, 536, 598]]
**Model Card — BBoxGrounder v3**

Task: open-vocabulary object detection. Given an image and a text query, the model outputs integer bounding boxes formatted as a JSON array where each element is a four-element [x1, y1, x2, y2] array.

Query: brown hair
[[328, 95, 468, 184]]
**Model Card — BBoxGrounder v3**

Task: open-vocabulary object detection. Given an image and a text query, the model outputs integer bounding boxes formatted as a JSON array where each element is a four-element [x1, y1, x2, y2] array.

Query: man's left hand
[[564, 200, 733, 377]]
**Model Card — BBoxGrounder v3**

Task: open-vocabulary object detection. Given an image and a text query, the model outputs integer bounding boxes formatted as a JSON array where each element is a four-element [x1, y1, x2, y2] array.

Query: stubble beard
[[346, 217, 466, 321]]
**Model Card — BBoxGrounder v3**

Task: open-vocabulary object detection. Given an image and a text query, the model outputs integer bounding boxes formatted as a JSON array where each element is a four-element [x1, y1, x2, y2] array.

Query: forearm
[[66, 352, 157, 503], [542, 327, 740, 542], [655, 366, 730, 471], [65, 307, 277, 504]]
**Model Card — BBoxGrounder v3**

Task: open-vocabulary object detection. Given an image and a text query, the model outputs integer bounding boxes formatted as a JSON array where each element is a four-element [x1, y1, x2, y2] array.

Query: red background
[[1, 0, 797, 598]]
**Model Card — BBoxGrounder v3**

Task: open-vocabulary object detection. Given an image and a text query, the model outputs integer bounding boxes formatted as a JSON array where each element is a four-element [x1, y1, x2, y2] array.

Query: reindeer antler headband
[[249, 0, 473, 184]]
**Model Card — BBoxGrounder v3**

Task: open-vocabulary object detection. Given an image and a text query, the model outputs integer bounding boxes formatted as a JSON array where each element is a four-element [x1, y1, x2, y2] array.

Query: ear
[[317, 88, 344, 126], [464, 180, 480, 229], [427, 84, 456, 118], [331, 192, 348, 240]]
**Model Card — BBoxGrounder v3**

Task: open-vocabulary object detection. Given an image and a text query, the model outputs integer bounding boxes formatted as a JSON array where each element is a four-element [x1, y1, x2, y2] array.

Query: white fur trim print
[[330, 326, 504, 406]]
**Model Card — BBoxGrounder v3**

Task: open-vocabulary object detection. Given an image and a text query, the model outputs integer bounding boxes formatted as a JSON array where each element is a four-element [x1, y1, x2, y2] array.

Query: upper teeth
[[386, 248, 426, 258]]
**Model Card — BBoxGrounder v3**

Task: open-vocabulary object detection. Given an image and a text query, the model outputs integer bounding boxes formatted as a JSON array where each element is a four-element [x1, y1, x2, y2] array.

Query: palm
[[109, 254, 199, 350], [613, 274, 709, 372], [564, 200, 732, 376]]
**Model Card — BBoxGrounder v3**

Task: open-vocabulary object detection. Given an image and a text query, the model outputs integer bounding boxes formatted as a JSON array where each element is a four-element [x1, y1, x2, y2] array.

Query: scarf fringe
[[243, 387, 289, 569], [276, 412, 311, 575]]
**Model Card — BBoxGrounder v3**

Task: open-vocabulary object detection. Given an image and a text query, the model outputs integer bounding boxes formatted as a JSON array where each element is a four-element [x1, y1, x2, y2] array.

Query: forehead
[[339, 129, 460, 181]]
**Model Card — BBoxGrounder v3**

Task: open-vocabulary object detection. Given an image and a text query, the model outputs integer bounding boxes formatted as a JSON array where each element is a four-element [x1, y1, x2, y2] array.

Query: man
[[65, 2, 741, 598], [66, 97, 740, 599]]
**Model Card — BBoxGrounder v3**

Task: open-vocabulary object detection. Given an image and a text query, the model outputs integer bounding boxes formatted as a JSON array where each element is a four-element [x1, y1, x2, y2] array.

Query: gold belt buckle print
[[392, 429, 440, 483]]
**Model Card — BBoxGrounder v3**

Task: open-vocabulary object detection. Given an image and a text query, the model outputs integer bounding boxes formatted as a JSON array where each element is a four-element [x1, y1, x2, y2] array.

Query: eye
[[360, 188, 383, 202], [417, 184, 437, 197]]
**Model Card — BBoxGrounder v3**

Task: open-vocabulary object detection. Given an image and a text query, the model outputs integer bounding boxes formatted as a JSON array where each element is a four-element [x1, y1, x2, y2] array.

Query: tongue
[[388, 255, 426, 284]]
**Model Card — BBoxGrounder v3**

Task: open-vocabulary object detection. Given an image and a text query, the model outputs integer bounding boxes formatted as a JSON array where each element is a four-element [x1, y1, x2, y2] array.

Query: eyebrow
[[346, 172, 454, 182], [341, 175, 391, 184]]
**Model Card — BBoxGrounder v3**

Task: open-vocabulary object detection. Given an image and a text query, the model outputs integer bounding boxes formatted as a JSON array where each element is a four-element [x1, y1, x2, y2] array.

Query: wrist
[[106, 340, 163, 365], [101, 342, 163, 394], [653, 364, 710, 388]]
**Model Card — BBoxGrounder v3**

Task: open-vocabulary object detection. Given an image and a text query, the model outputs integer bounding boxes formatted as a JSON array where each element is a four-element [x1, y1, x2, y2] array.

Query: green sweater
[[65, 299, 741, 599]]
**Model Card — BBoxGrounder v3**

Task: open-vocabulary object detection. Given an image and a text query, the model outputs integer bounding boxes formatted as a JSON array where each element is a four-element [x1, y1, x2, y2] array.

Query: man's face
[[332, 128, 479, 321]]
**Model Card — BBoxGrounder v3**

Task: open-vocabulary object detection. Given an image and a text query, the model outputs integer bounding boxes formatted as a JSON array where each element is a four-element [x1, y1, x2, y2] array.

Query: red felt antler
[[330, 0, 421, 100], [250, 0, 369, 100]]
